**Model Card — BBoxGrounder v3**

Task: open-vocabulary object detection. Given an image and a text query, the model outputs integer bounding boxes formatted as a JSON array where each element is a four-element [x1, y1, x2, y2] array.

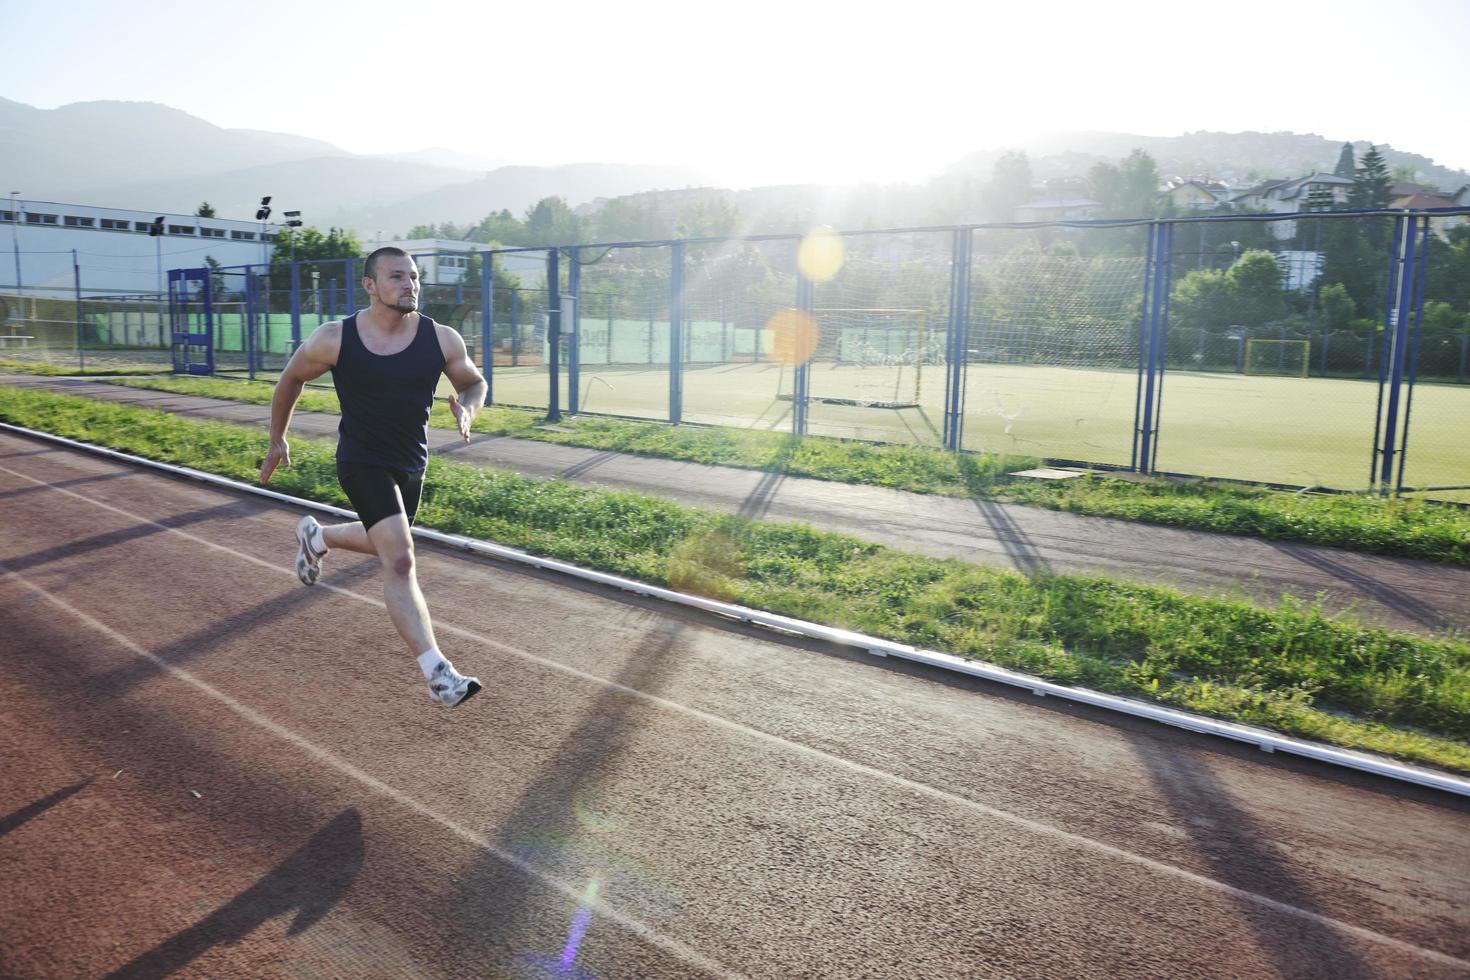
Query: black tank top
[[332, 313, 445, 473]]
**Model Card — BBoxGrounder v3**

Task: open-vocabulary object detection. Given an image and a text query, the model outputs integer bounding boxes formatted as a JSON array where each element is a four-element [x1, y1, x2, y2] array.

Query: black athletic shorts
[[336, 460, 425, 531]]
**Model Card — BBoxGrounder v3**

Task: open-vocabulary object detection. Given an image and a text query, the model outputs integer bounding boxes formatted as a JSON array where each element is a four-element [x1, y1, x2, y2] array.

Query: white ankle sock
[[417, 649, 447, 679]]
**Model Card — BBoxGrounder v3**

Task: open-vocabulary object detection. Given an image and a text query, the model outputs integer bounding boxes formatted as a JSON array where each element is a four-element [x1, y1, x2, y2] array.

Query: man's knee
[[376, 538, 415, 578]]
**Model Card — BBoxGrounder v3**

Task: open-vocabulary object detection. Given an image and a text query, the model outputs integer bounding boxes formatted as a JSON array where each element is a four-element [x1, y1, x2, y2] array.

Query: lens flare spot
[[766, 308, 819, 367], [572, 787, 627, 834], [797, 226, 846, 283]]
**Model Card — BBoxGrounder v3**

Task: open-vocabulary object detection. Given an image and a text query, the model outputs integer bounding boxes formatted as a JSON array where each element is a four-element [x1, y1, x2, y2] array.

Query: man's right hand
[[261, 438, 291, 484]]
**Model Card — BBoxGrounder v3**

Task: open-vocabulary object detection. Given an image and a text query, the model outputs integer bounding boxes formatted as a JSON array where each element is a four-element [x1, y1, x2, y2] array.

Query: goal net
[[776, 308, 931, 408], [1244, 338, 1310, 378]]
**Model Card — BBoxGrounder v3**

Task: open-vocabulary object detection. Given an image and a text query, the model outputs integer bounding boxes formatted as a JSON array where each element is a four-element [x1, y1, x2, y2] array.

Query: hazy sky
[[6, 0, 1469, 186]]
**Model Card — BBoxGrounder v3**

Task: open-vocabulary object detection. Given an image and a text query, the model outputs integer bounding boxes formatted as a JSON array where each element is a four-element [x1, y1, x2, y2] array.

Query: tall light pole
[[256, 196, 272, 267], [9, 191, 21, 298]]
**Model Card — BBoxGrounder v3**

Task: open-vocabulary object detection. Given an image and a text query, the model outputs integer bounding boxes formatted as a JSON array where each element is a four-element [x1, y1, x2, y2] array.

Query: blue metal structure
[[167, 267, 214, 375]]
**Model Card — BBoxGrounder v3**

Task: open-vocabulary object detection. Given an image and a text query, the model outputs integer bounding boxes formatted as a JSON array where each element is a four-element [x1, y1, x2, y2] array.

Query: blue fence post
[[669, 242, 685, 424], [1377, 216, 1417, 491], [1150, 222, 1174, 469], [1364, 218, 1399, 487], [793, 268, 814, 438], [1460, 333, 1468, 384], [481, 250, 493, 403], [942, 227, 972, 451], [1395, 217, 1431, 493], [345, 257, 356, 312], [244, 267, 256, 380], [1136, 223, 1169, 474], [73, 250, 84, 373], [547, 249, 561, 423], [1370, 217, 1404, 487], [1132, 223, 1158, 471], [567, 246, 581, 415]]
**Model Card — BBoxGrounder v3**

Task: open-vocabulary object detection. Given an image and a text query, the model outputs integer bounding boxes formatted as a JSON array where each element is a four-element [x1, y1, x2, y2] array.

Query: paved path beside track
[[4, 374, 1469, 639], [2, 431, 1468, 978]]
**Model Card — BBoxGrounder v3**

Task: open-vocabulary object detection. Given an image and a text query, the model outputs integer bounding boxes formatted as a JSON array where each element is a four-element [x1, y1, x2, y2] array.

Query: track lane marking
[[2, 454, 1466, 971], [0, 559, 746, 980]]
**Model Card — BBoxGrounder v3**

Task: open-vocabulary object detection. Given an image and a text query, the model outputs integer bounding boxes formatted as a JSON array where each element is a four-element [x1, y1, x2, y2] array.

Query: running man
[[260, 246, 484, 707]]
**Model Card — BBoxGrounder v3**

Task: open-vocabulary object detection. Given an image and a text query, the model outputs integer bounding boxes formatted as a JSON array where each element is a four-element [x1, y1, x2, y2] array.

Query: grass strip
[[95, 373, 1470, 567], [3, 384, 1468, 776], [0, 357, 160, 377]]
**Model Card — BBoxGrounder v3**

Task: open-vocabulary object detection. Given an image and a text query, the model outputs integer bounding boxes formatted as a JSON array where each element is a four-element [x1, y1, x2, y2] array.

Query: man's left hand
[[448, 393, 474, 443]]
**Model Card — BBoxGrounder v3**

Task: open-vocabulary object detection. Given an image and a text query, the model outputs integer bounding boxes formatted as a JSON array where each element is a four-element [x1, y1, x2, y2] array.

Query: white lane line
[[3, 457, 1467, 972], [0, 561, 746, 980]]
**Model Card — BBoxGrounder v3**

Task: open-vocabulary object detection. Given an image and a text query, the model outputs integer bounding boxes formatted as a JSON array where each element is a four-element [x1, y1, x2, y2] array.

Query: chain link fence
[[109, 207, 1470, 499]]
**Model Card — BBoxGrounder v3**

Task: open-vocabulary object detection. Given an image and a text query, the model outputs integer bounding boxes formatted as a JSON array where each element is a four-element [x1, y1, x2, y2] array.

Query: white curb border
[[5, 420, 1468, 799]]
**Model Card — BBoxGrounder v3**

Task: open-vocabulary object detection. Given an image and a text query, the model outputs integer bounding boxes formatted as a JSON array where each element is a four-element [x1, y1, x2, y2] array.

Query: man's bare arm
[[261, 324, 340, 482], [438, 326, 487, 442]]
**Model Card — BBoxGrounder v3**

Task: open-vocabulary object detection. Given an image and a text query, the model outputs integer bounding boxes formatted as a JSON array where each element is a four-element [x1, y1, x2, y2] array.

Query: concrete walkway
[[6, 374, 1468, 638]]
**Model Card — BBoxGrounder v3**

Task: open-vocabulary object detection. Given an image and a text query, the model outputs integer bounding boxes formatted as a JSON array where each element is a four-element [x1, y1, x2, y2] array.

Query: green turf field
[[490, 360, 1468, 495]]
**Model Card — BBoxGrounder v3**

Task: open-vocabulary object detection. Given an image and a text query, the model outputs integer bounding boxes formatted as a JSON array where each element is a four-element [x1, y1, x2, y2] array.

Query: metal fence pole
[[1395, 217, 1431, 493], [669, 242, 685, 424], [1150, 222, 1175, 470], [1132, 223, 1158, 471], [547, 250, 561, 423], [73, 249, 84, 373], [942, 227, 972, 451], [1377, 217, 1417, 491], [1370, 217, 1404, 487], [793, 268, 813, 438], [245, 266, 257, 380], [481, 250, 494, 403], [567, 247, 580, 415]]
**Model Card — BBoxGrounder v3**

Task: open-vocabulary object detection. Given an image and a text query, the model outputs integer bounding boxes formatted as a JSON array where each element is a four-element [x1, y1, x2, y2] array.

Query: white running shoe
[[294, 514, 328, 586], [427, 660, 482, 707]]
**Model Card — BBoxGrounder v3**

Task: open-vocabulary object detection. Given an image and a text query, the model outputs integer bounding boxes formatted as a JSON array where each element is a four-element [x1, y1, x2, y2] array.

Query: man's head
[[363, 246, 419, 314]]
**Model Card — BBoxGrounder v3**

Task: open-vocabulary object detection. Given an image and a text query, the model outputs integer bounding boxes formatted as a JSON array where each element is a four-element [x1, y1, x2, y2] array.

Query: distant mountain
[[0, 98, 353, 198], [88, 156, 483, 223], [949, 131, 1470, 189], [7, 98, 1467, 242], [1, 98, 712, 235], [338, 162, 716, 236]]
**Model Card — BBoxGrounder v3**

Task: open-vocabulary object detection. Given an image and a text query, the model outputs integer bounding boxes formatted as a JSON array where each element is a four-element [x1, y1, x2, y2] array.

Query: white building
[[2, 197, 283, 298]]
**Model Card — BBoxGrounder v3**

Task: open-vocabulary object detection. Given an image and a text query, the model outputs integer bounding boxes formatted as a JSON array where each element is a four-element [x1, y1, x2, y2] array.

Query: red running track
[[1, 430, 1467, 979]]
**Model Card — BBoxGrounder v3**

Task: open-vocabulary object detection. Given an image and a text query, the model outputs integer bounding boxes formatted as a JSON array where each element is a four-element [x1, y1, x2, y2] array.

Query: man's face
[[367, 256, 419, 314]]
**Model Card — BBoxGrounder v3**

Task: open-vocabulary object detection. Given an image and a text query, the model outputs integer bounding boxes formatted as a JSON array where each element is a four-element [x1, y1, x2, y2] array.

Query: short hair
[[364, 246, 412, 280]]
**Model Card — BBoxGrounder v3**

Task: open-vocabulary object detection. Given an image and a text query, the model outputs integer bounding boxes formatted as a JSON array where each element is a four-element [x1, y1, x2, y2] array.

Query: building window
[[167, 224, 196, 235], [101, 218, 130, 230], [230, 230, 257, 241], [26, 213, 59, 224], [135, 221, 152, 232], [0, 211, 13, 222], [64, 215, 96, 227], [200, 227, 225, 238], [261, 233, 276, 242]]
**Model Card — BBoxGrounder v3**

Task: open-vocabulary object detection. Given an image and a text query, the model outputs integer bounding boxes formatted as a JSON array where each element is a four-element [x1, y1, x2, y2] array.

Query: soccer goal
[[1244, 338, 1310, 378], [776, 308, 931, 408]]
